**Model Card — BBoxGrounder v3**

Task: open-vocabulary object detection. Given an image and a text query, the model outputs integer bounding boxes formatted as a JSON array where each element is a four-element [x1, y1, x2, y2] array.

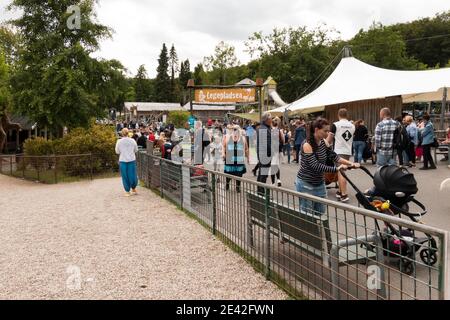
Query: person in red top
[[148, 131, 156, 142], [207, 118, 213, 128]]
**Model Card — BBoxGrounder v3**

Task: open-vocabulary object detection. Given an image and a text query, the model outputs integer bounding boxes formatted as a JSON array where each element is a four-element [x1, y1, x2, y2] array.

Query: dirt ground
[[0, 174, 287, 300]]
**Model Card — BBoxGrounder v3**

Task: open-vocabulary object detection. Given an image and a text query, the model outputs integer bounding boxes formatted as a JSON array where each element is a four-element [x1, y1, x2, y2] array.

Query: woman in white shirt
[[115, 128, 139, 196]]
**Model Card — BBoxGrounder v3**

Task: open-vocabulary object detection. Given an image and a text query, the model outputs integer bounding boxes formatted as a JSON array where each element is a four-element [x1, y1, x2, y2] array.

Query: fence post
[[160, 159, 164, 199], [22, 155, 25, 179], [439, 232, 449, 300], [90, 154, 93, 180], [37, 157, 40, 182], [54, 155, 58, 184], [264, 187, 271, 280], [10, 155, 13, 175], [179, 164, 184, 211], [212, 173, 217, 236], [0, 154, 2, 174]]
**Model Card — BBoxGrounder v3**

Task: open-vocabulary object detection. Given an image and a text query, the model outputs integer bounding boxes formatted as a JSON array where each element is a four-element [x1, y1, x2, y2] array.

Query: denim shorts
[[295, 178, 327, 215]]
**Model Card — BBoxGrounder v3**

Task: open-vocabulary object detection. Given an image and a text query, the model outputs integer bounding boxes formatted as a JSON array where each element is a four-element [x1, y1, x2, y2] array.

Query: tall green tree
[[204, 41, 240, 85], [168, 44, 179, 102], [0, 25, 20, 65], [245, 26, 340, 102], [349, 23, 425, 70], [193, 63, 205, 85], [9, 0, 112, 132], [154, 43, 171, 102], [179, 59, 192, 105], [390, 11, 450, 68], [95, 59, 128, 113], [134, 65, 153, 102], [179, 59, 192, 89]]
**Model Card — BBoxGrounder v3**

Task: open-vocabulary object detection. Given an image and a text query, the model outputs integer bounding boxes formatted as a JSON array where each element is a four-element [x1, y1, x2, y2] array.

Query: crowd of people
[[113, 110, 450, 212]]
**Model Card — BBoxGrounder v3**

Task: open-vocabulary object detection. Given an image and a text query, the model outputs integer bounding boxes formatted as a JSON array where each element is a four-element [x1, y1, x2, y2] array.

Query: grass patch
[[6, 169, 119, 184]]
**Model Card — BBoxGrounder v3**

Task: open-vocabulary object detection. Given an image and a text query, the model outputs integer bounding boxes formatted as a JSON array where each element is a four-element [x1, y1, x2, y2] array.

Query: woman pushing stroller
[[295, 118, 359, 215]]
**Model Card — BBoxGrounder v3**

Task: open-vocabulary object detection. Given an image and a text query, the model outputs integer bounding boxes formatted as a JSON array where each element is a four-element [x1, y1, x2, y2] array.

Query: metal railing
[[0, 153, 119, 184], [137, 152, 449, 300]]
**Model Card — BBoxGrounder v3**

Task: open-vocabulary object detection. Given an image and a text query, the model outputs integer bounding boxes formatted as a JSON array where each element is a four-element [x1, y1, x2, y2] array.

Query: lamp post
[[441, 87, 447, 131], [256, 78, 264, 123], [187, 79, 195, 117]]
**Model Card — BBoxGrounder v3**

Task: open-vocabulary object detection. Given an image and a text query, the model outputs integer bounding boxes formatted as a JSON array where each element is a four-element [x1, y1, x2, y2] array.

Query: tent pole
[[441, 87, 447, 131]]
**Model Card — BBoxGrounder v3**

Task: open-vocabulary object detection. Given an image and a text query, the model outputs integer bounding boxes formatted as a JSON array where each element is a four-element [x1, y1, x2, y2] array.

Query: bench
[[434, 143, 449, 164], [246, 192, 386, 299]]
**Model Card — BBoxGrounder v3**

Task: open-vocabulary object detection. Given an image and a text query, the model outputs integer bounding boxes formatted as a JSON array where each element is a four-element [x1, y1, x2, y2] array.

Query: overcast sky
[[1, 0, 449, 77]]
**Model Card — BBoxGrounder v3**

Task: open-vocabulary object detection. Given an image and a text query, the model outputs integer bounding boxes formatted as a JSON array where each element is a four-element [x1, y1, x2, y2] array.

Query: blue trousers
[[353, 141, 366, 163], [119, 161, 138, 192], [295, 178, 327, 215]]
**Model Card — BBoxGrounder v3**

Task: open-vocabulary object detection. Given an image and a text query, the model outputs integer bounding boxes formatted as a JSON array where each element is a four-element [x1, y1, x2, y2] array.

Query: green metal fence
[[0, 153, 119, 184], [137, 152, 449, 300]]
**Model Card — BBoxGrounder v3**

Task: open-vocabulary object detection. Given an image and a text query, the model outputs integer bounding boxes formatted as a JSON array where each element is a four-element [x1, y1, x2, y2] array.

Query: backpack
[[284, 131, 290, 144], [394, 123, 410, 150]]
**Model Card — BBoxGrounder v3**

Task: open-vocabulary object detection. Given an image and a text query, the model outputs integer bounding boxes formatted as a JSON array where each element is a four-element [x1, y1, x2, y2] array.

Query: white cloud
[[1, 0, 449, 77]]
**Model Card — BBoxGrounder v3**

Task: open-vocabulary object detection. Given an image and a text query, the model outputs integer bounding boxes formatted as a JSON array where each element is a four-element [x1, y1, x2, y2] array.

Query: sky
[[1, 0, 449, 77]]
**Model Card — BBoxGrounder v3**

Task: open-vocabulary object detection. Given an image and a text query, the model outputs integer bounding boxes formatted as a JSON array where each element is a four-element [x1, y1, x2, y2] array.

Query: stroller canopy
[[374, 166, 418, 197]]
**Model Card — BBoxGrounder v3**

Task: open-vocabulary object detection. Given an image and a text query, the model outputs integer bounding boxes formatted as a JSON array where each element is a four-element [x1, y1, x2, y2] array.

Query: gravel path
[[0, 175, 287, 300]]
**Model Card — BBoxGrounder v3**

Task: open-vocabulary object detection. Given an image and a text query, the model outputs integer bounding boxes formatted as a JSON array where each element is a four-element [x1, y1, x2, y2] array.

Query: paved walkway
[[0, 175, 287, 300]]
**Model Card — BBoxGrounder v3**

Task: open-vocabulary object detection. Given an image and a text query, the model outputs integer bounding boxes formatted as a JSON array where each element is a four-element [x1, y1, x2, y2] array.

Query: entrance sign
[[195, 88, 256, 104]]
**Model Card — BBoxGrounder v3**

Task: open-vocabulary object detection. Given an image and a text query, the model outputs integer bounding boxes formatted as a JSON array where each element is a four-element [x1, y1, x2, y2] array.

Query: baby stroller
[[341, 166, 438, 275]]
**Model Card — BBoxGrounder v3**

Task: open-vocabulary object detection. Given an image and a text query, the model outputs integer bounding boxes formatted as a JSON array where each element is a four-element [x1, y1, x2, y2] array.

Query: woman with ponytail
[[296, 118, 358, 215]]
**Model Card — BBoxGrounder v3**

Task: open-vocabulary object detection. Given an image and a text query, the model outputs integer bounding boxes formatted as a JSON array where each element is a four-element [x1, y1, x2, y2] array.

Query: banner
[[195, 88, 256, 104]]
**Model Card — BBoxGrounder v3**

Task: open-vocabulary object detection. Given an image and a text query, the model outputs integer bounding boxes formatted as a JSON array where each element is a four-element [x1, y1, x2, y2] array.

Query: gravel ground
[[0, 175, 288, 300]]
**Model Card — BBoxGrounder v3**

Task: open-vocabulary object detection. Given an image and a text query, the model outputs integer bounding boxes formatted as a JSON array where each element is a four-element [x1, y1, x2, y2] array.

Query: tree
[[154, 43, 171, 102], [204, 41, 240, 85], [193, 63, 205, 85], [0, 25, 20, 65], [245, 26, 341, 102], [178, 59, 192, 105], [134, 65, 153, 102], [9, 0, 113, 133], [348, 23, 425, 70], [95, 59, 129, 113], [0, 49, 20, 153], [390, 11, 450, 68], [179, 59, 192, 89], [168, 44, 179, 102]]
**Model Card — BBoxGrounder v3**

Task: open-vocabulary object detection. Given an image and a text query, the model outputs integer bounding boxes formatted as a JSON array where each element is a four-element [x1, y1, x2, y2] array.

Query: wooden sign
[[195, 88, 256, 104]]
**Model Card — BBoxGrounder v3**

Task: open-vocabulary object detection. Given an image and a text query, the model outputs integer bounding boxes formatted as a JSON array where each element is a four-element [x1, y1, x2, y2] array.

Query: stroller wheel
[[398, 259, 415, 275], [420, 248, 438, 266]]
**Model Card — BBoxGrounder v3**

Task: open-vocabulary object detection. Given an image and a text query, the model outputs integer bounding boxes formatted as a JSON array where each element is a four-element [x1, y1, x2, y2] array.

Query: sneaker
[[131, 189, 138, 196], [124, 192, 131, 197], [277, 180, 282, 187], [336, 191, 342, 200], [340, 194, 350, 203]]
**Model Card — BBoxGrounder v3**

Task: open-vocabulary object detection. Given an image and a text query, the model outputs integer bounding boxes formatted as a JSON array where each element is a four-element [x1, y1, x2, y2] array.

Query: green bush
[[23, 137, 55, 156], [22, 124, 118, 176], [167, 111, 190, 128]]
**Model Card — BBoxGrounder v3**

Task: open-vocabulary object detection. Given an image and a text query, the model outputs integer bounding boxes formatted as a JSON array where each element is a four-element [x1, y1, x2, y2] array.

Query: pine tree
[[193, 63, 205, 86], [179, 59, 192, 89], [179, 60, 192, 105], [168, 44, 179, 102], [134, 65, 152, 101], [154, 44, 171, 102]]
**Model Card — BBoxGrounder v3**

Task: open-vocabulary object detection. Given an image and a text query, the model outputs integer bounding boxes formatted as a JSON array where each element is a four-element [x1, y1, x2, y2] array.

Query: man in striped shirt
[[374, 108, 398, 167]]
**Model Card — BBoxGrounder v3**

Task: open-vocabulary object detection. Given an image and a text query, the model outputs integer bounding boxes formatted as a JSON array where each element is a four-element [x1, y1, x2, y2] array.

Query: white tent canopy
[[272, 57, 450, 115]]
